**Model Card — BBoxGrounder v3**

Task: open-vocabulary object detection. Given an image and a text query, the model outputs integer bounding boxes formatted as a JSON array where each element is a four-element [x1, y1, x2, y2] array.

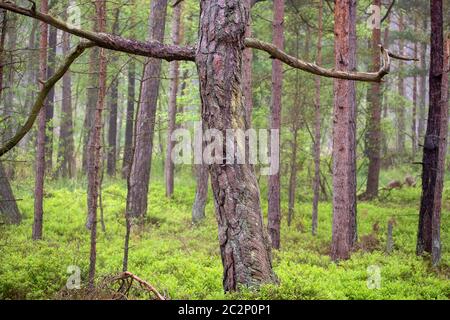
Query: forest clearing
[[0, 0, 449, 302]]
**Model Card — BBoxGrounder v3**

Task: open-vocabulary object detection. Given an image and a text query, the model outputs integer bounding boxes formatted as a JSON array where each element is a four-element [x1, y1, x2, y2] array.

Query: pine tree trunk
[[58, 20, 76, 178], [196, 0, 277, 291], [417, 0, 446, 265], [32, 0, 48, 241], [0, 161, 21, 224], [418, 17, 428, 143], [107, 9, 120, 177], [45, 25, 57, 172], [331, 0, 358, 261], [312, 0, 323, 235], [267, 0, 284, 250], [126, 0, 167, 219], [87, 0, 107, 287], [396, 12, 406, 155], [165, 2, 182, 198], [192, 163, 208, 224], [243, 0, 254, 125]]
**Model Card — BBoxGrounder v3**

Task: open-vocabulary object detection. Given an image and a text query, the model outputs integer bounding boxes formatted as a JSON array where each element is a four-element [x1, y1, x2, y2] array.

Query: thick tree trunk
[[331, 0, 358, 261], [192, 163, 208, 224], [196, 0, 277, 291], [126, 0, 167, 219], [312, 0, 323, 235], [45, 25, 57, 172], [364, 0, 382, 200], [58, 22, 76, 178], [165, 2, 183, 198], [87, 0, 107, 287], [267, 0, 284, 250], [32, 0, 48, 241], [417, 0, 446, 265], [107, 9, 120, 177]]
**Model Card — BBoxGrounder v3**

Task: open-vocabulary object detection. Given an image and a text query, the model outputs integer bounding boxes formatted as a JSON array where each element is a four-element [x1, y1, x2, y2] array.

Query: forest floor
[[1, 172, 449, 300]]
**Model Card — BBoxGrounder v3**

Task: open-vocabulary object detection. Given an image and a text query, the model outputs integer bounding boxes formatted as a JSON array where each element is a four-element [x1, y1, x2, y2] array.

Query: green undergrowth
[[0, 175, 448, 300]]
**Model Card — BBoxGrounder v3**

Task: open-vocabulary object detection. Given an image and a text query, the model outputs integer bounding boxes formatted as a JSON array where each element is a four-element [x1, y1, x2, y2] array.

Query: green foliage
[[0, 174, 448, 300]]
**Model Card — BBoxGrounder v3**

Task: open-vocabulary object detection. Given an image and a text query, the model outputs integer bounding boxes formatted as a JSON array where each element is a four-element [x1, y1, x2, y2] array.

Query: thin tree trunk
[[287, 128, 298, 227], [192, 163, 208, 224], [165, 1, 183, 198], [418, 17, 428, 143], [331, 0, 358, 261], [32, 0, 48, 241], [267, 0, 284, 250], [396, 12, 405, 155], [412, 44, 418, 158], [363, 0, 382, 200], [45, 25, 57, 172], [417, 0, 446, 265], [87, 0, 107, 288], [312, 0, 323, 235], [107, 8, 120, 177], [58, 19, 76, 178], [126, 0, 167, 219], [243, 0, 254, 125], [197, 0, 277, 291]]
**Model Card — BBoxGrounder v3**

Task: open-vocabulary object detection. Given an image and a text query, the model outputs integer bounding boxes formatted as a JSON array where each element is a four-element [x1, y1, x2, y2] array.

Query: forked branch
[[0, 41, 94, 157]]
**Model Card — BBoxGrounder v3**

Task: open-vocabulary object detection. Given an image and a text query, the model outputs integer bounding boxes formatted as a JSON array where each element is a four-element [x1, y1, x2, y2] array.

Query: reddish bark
[[242, 0, 253, 125], [165, 2, 183, 198], [126, 0, 168, 219], [32, 0, 48, 241], [87, 0, 107, 287], [267, 0, 284, 250], [196, 0, 277, 291], [331, 0, 358, 261]]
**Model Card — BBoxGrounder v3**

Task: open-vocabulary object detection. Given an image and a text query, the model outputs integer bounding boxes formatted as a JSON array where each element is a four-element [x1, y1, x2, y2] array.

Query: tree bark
[[192, 163, 208, 224], [107, 8, 120, 177], [267, 0, 284, 250], [418, 17, 428, 143], [417, 0, 446, 265], [126, 0, 168, 219], [87, 0, 107, 287], [165, 2, 183, 198], [363, 0, 382, 200], [312, 0, 323, 235], [331, 0, 358, 261], [243, 0, 254, 125], [396, 11, 405, 155], [58, 18, 76, 178], [32, 0, 48, 241], [0, 161, 21, 224], [45, 25, 57, 172], [196, 0, 277, 291]]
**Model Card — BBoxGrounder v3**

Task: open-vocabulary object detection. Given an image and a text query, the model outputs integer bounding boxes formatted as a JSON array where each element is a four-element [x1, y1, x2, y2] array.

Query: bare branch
[[0, 41, 95, 157], [381, 0, 395, 24], [0, 1, 196, 61], [245, 38, 391, 82]]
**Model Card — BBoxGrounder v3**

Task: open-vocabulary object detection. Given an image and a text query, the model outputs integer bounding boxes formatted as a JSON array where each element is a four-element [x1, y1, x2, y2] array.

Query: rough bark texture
[[267, 0, 284, 250], [32, 0, 48, 241], [331, 0, 358, 261], [417, 0, 446, 266], [165, 2, 183, 198], [126, 0, 168, 219], [87, 0, 107, 287], [312, 0, 323, 235], [107, 9, 120, 177], [196, 0, 277, 291], [58, 24, 76, 178], [418, 17, 428, 143], [364, 0, 382, 200], [192, 163, 209, 224], [45, 25, 57, 172]]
